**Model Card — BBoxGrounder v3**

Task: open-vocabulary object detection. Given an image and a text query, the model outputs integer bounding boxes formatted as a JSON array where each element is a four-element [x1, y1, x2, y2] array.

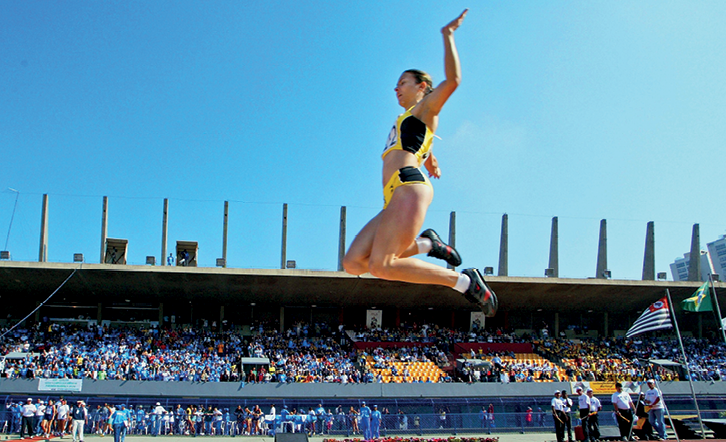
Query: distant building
[[669, 250, 714, 282], [706, 235, 726, 279]]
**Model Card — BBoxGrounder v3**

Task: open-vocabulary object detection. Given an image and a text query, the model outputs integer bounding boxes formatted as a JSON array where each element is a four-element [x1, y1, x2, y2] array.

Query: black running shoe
[[420, 228, 462, 267], [461, 268, 498, 317]]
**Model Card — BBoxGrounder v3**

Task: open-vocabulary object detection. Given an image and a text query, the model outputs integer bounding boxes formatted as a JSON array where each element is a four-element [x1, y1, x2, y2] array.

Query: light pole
[[4, 188, 19, 251]]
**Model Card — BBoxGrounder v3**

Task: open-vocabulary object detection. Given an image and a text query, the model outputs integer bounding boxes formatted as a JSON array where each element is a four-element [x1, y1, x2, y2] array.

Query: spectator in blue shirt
[[359, 402, 371, 440], [110, 404, 130, 442], [371, 405, 382, 439]]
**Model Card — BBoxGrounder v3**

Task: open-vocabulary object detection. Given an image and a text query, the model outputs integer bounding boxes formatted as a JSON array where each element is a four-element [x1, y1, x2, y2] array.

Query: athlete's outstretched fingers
[[442, 9, 468, 35]]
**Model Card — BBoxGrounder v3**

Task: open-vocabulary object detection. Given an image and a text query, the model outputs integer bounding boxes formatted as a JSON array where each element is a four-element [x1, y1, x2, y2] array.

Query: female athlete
[[342, 9, 497, 317]]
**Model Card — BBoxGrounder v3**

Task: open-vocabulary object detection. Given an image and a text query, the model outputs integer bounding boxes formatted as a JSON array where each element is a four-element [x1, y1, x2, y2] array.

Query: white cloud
[[446, 115, 528, 167]]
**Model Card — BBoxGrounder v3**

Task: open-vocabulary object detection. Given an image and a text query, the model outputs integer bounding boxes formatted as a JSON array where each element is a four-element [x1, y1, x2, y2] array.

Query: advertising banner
[[38, 379, 83, 392], [570, 380, 641, 395]]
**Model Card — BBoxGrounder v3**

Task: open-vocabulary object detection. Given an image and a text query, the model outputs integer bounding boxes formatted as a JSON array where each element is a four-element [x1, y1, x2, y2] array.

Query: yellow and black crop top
[[382, 107, 434, 166]]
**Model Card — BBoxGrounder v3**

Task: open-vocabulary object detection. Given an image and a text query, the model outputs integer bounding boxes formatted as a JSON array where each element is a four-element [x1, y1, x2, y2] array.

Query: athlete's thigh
[[345, 211, 384, 263], [371, 184, 432, 260]]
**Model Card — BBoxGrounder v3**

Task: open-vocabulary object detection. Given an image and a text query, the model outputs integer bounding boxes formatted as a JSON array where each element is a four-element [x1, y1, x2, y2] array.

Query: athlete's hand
[[428, 165, 441, 179], [424, 154, 441, 179], [442, 9, 468, 36]]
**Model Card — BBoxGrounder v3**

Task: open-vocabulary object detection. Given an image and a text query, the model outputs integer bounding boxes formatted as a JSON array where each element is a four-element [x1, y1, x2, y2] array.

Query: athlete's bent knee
[[342, 255, 368, 276], [368, 259, 394, 281]]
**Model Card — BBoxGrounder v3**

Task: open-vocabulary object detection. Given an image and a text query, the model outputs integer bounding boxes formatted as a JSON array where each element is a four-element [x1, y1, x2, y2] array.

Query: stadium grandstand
[[1, 205, 726, 439]]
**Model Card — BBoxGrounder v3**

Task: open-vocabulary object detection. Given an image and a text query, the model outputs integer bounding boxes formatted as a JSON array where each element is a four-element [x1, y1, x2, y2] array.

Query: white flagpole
[[665, 288, 706, 438], [708, 274, 726, 345]]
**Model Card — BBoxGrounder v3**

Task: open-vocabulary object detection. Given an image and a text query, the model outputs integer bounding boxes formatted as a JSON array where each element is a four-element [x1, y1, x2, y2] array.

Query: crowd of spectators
[[1, 400, 351, 437], [0, 320, 532, 384], [361, 345, 453, 383], [2, 320, 725, 384], [0, 399, 452, 438], [366, 345, 448, 367], [536, 335, 726, 383], [352, 323, 529, 346], [459, 356, 562, 384], [1, 323, 243, 382], [0, 320, 367, 384], [245, 321, 362, 383]]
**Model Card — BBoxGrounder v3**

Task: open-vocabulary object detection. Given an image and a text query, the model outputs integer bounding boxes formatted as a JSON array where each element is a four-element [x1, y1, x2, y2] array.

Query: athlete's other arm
[[424, 154, 441, 179], [420, 9, 467, 118]]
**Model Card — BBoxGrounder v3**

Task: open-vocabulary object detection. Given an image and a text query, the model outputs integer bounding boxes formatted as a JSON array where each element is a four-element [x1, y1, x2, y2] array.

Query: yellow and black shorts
[[383, 166, 433, 209]]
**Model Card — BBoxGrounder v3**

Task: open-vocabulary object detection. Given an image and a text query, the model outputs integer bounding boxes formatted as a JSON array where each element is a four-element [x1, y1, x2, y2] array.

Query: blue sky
[[2, 0, 725, 280]]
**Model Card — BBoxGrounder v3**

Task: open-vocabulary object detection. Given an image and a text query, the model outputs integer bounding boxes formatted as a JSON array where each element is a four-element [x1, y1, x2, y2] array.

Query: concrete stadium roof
[[0, 261, 719, 313]]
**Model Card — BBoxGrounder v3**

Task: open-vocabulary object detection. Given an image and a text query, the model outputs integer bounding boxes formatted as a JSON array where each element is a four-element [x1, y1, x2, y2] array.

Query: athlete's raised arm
[[422, 9, 467, 117]]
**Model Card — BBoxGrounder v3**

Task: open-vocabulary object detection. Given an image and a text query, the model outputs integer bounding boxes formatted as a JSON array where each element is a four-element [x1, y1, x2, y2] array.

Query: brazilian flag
[[681, 281, 713, 312]]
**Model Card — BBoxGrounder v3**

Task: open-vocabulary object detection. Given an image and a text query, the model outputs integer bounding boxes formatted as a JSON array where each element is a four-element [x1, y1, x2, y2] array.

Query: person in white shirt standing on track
[[152, 402, 166, 436], [20, 398, 36, 439], [576, 387, 591, 442], [551, 390, 566, 442], [611, 382, 636, 441], [34, 399, 45, 436], [587, 389, 602, 442], [644, 379, 666, 440], [56, 399, 70, 436]]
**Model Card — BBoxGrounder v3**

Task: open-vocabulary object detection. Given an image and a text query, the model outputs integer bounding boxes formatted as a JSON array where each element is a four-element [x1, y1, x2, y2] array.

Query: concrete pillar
[[159, 302, 164, 326], [642, 221, 655, 280], [498, 214, 508, 276], [97, 303, 102, 322], [688, 223, 701, 281], [39, 194, 49, 262], [603, 311, 608, 338], [281, 203, 288, 269], [548, 217, 559, 277], [338, 206, 346, 271], [161, 198, 169, 266], [448, 211, 456, 270], [222, 201, 229, 267], [100, 196, 108, 264], [596, 219, 608, 279]]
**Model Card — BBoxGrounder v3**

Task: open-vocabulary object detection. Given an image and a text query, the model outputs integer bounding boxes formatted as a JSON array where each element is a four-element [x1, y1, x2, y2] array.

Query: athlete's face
[[395, 72, 425, 108]]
